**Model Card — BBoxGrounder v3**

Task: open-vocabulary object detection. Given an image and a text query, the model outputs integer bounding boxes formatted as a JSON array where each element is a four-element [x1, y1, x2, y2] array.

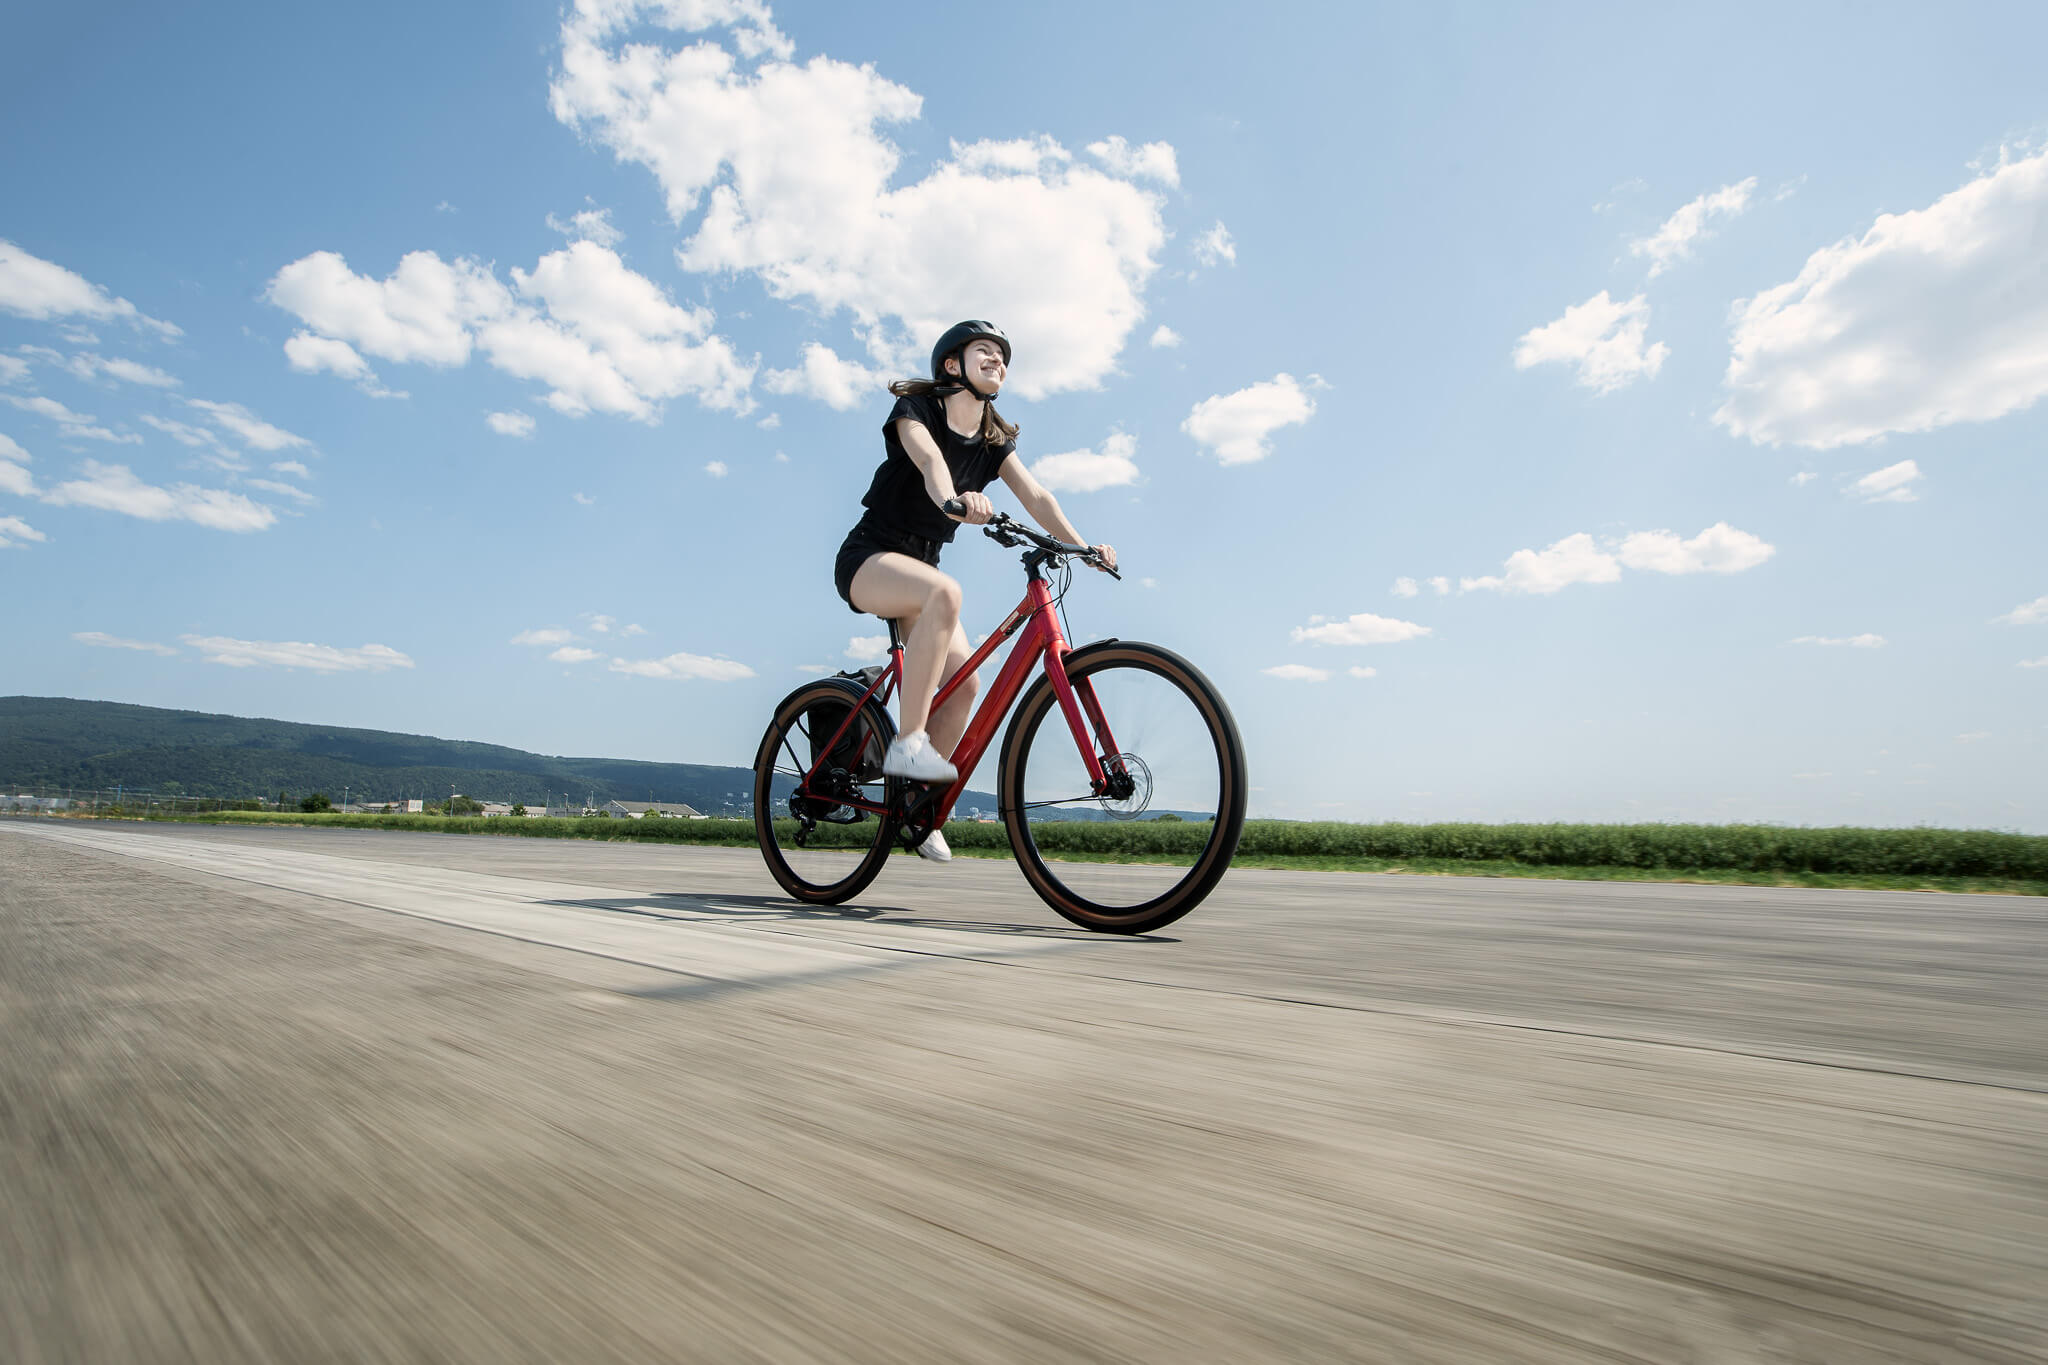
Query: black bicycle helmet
[[929, 319, 1011, 396]]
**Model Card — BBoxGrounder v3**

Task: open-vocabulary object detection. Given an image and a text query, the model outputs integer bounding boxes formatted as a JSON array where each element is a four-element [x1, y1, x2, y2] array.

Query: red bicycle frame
[[800, 569, 1125, 829]]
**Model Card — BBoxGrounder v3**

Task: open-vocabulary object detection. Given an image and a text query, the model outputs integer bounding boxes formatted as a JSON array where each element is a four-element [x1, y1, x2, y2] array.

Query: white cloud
[[622, 622, 647, 636], [549, 6, 1172, 398], [704, 459, 728, 477], [3, 393, 140, 443], [550, 646, 601, 663], [1347, 666, 1377, 679], [546, 205, 624, 248], [1085, 136, 1179, 186], [761, 342, 882, 411], [608, 651, 755, 681], [757, 412, 781, 429], [0, 355, 28, 384], [1850, 458, 1921, 503], [0, 239, 181, 337], [1790, 634, 1886, 648], [73, 631, 175, 656], [1391, 577, 1418, 598], [1461, 533, 1621, 595], [1290, 613, 1432, 646], [185, 399, 310, 451], [181, 635, 414, 672], [1148, 325, 1181, 349], [585, 614, 617, 634], [139, 413, 231, 454], [283, 332, 402, 397], [0, 434, 34, 497], [243, 478, 316, 505], [1440, 525, 1766, 596], [512, 627, 576, 646], [1192, 221, 1236, 267], [1791, 471, 1817, 486], [1513, 291, 1668, 393], [562, 0, 793, 60], [1592, 178, 1646, 214], [1716, 145, 2048, 448], [1993, 595, 2048, 626], [1955, 730, 1991, 743], [487, 410, 537, 437], [772, 450, 789, 462], [1262, 664, 1330, 682], [1630, 177, 1755, 276], [1182, 373, 1316, 465], [0, 513, 47, 547], [269, 242, 753, 420], [845, 633, 889, 663], [1030, 431, 1140, 493], [267, 250, 499, 365], [573, 491, 595, 505], [62, 352, 180, 388], [1426, 576, 1449, 595], [1616, 522, 1776, 575], [285, 331, 368, 377], [41, 461, 276, 532], [2019, 657, 2048, 669]]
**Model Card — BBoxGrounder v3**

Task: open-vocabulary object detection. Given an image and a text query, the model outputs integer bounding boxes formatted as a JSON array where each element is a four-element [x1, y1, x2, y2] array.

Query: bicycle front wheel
[[999, 642, 1247, 933], [753, 681, 899, 904]]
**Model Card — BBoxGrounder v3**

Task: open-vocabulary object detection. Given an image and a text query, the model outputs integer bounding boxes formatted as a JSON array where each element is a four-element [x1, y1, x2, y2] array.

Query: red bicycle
[[754, 508, 1247, 933]]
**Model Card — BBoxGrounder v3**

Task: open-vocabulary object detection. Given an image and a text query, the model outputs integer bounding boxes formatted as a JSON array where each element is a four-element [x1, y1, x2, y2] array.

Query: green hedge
[[166, 811, 2048, 879]]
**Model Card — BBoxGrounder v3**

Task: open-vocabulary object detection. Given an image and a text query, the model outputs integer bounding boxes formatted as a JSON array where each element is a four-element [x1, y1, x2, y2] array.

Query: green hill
[[0, 696, 772, 813]]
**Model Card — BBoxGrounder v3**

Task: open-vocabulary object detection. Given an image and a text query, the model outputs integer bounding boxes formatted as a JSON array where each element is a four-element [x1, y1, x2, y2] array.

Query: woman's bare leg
[[926, 619, 978, 759], [848, 553, 962, 739]]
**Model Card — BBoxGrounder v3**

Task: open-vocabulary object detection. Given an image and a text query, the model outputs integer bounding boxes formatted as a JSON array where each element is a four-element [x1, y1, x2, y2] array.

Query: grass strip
[[51, 810, 2046, 896]]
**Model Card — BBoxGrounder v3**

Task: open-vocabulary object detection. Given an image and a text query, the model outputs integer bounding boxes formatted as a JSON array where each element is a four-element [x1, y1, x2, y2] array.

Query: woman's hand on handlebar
[[943, 491, 994, 524], [1089, 543, 1118, 574]]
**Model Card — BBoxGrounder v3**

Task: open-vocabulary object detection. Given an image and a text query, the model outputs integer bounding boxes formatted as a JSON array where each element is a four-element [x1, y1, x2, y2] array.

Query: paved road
[[3, 819, 2044, 1363]]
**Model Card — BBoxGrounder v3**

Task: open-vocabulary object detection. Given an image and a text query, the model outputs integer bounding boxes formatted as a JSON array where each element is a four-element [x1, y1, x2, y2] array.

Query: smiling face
[[948, 337, 1008, 393]]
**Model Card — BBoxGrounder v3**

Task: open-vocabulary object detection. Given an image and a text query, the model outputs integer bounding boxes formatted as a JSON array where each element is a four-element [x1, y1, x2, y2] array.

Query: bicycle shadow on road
[[538, 891, 1178, 943]]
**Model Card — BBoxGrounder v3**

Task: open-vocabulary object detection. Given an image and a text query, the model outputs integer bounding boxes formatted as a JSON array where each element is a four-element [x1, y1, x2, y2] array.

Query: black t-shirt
[[860, 392, 1016, 544]]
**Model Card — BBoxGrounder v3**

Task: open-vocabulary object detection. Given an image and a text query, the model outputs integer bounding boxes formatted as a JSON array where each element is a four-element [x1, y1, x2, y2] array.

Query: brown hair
[[888, 377, 1019, 445]]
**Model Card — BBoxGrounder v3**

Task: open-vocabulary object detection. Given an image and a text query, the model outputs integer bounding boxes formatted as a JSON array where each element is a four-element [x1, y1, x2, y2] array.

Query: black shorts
[[834, 514, 944, 613]]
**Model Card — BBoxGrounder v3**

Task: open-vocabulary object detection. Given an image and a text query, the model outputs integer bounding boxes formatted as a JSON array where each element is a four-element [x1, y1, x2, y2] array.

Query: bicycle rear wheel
[[754, 680, 899, 904], [999, 641, 1246, 933]]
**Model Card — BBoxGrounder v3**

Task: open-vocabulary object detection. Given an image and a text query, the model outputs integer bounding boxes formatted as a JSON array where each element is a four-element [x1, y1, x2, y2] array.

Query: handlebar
[[942, 499, 1121, 579]]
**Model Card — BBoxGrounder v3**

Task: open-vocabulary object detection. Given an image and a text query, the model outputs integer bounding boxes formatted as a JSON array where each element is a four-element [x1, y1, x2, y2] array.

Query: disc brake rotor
[[1099, 752, 1153, 820]]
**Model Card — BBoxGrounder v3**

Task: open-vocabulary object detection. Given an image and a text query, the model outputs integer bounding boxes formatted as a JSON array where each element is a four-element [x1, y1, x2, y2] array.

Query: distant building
[[396, 799, 424, 813], [605, 800, 702, 820], [479, 802, 547, 819]]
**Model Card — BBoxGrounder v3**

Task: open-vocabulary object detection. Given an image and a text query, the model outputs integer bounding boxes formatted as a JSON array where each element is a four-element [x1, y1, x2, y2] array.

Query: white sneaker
[[882, 730, 958, 784], [915, 828, 953, 862]]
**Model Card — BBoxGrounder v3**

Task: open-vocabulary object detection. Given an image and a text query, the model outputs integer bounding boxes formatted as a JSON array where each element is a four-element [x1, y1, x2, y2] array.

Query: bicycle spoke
[[1002, 647, 1243, 930], [754, 685, 897, 905]]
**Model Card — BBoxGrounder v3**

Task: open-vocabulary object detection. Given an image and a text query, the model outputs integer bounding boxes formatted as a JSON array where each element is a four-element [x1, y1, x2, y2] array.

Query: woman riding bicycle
[[834, 319, 1117, 862]]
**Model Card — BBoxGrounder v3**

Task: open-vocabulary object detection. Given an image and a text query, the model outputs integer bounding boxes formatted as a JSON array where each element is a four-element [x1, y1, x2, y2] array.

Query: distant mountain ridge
[[0, 696, 771, 812]]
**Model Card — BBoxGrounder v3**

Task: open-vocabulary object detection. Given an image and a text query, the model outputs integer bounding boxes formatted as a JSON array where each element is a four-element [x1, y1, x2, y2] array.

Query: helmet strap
[[948, 351, 995, 401]]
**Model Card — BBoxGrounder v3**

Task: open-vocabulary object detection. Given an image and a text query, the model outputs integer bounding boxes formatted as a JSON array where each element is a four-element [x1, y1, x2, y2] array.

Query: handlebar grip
[[941, 497, 965, 517]]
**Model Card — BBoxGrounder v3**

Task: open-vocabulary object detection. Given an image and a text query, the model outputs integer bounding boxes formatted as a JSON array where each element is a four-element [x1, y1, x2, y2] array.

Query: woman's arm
[[896, 419, 992, 522], [997, 454, 1117, 572]]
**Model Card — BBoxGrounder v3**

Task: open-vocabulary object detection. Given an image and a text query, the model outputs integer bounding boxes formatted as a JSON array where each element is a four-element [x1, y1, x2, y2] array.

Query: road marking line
[[14, 825, 1082, 991]]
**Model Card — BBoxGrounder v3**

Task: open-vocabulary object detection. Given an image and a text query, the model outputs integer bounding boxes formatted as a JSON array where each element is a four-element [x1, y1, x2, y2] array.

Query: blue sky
[[4, 0, 2045, 830]]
